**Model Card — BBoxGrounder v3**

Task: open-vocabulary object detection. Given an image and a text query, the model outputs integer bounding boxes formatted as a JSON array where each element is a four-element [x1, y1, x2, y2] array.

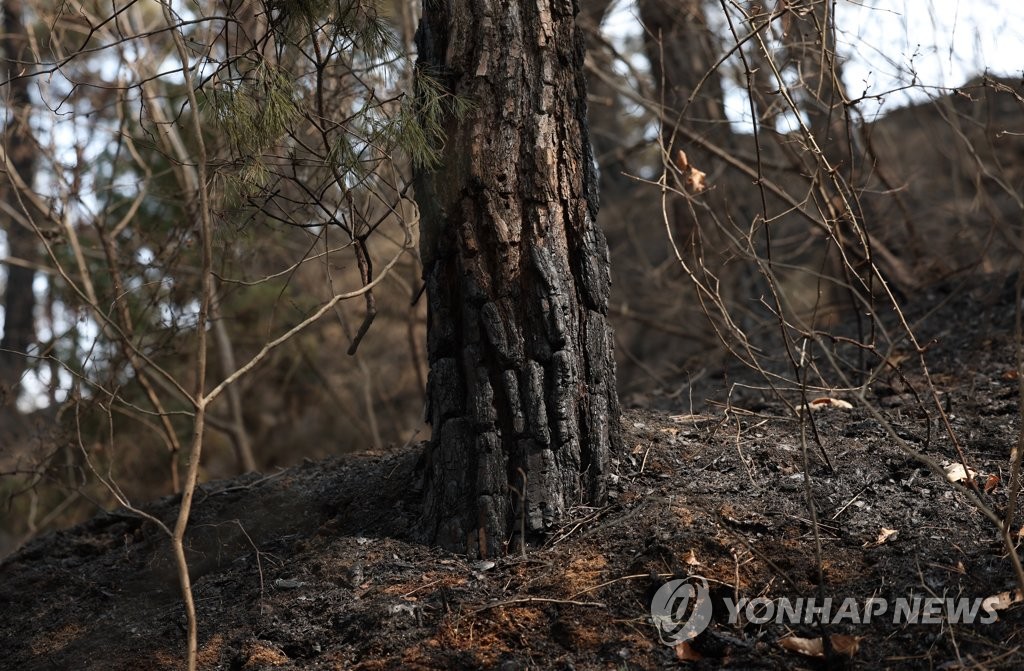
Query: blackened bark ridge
[[414, 0, 622, 557]]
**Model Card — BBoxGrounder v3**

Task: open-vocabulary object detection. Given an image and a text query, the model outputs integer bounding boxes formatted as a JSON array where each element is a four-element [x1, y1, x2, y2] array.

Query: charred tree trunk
[[414, 0, 622, 558], [0, 0, 39, 396]]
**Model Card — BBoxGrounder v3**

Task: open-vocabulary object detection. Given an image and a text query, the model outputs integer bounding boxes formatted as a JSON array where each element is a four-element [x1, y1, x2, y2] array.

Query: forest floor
[[3, 274, 1024, 670]]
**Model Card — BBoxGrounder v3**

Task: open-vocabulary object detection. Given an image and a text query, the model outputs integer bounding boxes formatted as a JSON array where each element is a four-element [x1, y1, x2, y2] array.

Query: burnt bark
[[414, 0, 622, 558], [0, 0, 39, 396]]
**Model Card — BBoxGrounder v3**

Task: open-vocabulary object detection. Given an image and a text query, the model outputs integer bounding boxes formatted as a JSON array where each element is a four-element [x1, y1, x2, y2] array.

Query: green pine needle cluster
[[410, 69, 473, 168], [212, 0, 470, 198], [214, 61, 300, 154], [334, 2, 399, 62], [267, 0, 397, 60], [213, 61, 300, 191]]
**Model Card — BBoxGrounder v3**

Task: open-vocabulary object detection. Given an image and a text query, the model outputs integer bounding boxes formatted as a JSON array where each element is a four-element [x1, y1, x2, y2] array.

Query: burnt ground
[[3, 274, 1024, 670]]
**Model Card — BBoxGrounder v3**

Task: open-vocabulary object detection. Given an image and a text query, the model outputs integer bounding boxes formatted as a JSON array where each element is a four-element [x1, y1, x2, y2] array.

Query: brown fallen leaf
[[831, 635, 862, 657], [675, 150, 708, 193], [982, 589, 1024, 615], [944, 462, 977, 483], [798, 397, 854, 413], [779, 635, 823, 657], [885, 351, 911, 367], [779, 634, 861, 658], [674, 640, 702, 661], [983, 474, 1000, 493], [865, 527, 899, 547]]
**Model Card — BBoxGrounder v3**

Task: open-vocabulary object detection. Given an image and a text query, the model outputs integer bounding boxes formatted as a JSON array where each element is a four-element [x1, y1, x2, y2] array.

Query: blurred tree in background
[[0, 0, 440, 554]]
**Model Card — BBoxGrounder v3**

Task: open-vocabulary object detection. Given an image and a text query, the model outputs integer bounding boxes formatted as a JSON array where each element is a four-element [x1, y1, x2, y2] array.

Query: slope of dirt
[[2, 275, 1023, 670]]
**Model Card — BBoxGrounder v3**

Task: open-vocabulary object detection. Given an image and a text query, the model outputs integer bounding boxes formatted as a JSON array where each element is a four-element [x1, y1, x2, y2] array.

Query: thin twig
[[472, 597, 606, 613]]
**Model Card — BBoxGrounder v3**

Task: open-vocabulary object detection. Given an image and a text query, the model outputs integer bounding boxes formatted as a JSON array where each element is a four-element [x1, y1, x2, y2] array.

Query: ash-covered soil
[[2, 275, 1023, 670]]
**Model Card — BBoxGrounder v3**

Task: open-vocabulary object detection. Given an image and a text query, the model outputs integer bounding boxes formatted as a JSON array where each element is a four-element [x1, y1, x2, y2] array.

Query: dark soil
[[2, 275, 1024, 670]]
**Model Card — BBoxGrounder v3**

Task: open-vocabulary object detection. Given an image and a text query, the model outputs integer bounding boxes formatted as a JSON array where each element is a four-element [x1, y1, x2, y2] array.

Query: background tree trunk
[[639, 0, 729, 146], [639, 0, 733, 243], [0, 0, 39, 398], [578, 0, 631, 197], [414, 0, 622, 558]]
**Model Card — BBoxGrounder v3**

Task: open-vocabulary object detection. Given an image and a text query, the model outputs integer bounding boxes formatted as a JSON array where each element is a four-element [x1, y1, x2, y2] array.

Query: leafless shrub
[[585, 0, 1024, 592]]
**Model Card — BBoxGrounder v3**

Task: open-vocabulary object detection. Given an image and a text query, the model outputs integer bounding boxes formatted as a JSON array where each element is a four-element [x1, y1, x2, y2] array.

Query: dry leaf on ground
[[674, 640, 702, 661], [944, 463, 977, 483], [982, 589, 1023, 615], [865, 527, 899, 547], [780, 634, 861, 658], [798, 397, 854, 413]]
